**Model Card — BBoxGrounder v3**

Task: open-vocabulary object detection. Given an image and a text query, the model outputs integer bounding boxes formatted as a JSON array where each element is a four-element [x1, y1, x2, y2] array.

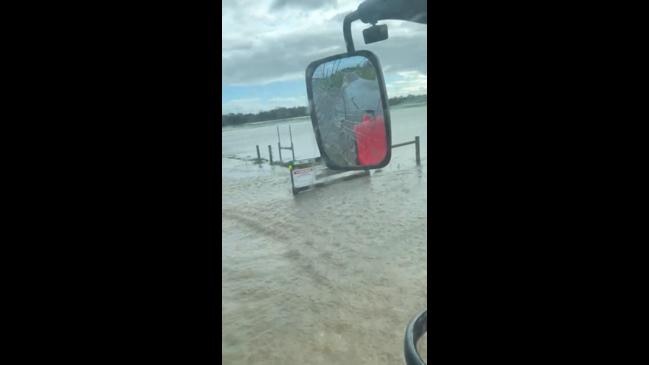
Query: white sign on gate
[[292, 167, 315, 189]]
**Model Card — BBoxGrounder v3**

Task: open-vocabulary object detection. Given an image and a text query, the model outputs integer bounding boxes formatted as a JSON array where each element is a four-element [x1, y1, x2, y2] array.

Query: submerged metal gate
[[289, 158, 369, 195], [277, 125, 295, 163]]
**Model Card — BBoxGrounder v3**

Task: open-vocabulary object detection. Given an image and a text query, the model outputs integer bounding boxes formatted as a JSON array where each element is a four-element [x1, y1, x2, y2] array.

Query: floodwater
[[222, 105, 427, 364]]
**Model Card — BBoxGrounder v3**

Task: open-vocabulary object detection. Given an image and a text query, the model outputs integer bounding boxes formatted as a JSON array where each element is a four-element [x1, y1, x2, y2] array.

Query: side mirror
[[305, 50, 392, 170]]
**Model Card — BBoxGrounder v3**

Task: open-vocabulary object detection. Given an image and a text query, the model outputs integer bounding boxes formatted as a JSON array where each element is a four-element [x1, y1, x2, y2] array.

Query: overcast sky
[[222, 0, 427, 114]]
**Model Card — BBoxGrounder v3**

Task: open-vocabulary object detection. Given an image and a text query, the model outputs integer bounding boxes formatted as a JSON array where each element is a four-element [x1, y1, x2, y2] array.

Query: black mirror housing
[[305, 50, 392, 171]]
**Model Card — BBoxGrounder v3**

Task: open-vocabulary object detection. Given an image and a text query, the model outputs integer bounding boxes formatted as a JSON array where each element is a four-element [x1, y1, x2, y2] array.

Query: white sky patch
[[386, 71, 427, 97], [221, 98, 262, 114], [227, 72, 305, 87], [267, 96, 305, 105]]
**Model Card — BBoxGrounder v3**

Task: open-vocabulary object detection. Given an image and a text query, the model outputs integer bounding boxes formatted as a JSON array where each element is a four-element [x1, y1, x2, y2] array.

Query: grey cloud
[[271, 0, 338, 10], [363, 33, 427, 74], [223, 30, 345, 84], [222, 37, 255, 51], [222, 27, 426, 85], [328, 10, 351, 23]]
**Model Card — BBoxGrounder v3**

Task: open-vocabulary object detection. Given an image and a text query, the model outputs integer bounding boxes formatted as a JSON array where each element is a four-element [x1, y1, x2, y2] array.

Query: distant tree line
[[222, 106, 308, 127], [222, 94, 426, 127], [387, 94, 427, 106]]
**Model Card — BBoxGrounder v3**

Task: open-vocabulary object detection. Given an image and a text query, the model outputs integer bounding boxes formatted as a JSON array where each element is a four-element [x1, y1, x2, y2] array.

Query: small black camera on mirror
[[363, 24, 388, 44]]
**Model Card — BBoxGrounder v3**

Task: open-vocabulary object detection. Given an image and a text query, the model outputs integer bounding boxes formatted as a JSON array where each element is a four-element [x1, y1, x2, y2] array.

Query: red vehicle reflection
[[354, 111, 387, 166]]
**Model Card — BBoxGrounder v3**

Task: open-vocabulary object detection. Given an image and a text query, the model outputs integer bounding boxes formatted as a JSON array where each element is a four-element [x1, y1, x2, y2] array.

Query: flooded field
[[222, 105, 427, 364]]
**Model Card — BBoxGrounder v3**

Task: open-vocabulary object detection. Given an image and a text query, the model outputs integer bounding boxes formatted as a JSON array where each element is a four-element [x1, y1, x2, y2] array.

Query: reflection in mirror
[[310, 55, 389, 168]]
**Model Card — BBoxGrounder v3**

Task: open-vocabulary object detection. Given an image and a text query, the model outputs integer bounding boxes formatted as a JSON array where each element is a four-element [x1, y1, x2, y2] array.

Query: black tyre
[[404, 309, 427, 365]]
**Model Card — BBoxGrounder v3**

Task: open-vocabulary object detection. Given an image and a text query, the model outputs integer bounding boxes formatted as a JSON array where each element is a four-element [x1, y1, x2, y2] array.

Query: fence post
[[268, 145, 273, 165], [289, 125, 295, 161], [256, 145, 261, 163], [415, 136, 420, 166], [277, 126, 283, 163]]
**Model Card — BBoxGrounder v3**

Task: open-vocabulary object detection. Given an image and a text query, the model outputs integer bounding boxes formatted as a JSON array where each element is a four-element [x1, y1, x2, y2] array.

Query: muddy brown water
[[222, 105, 427, 364]]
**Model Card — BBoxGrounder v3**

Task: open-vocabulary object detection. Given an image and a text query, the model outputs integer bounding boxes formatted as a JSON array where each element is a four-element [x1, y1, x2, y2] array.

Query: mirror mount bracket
[[343, 11, 360, 53], [342, 0, 426, 52]]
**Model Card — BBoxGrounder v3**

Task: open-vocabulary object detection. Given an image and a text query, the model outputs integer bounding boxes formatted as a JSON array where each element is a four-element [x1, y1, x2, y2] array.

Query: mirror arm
[[343, 11, 360, 53]]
